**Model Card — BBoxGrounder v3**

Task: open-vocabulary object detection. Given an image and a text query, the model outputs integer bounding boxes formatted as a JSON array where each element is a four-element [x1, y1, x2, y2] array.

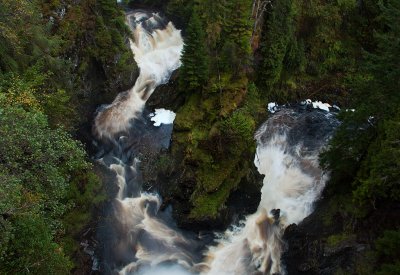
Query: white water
[[202, 110, 335, 274], [93, 11, 338, 275], [92, 12, 196, 274], [94, 12, 183, 140], [149, 108, 176, 126], [269, 100, 332, 114]]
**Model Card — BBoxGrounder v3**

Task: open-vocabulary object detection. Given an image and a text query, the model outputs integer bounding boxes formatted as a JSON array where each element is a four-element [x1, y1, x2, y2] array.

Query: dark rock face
[[138, 136, 263, 232], [76, 54, 139, 154], [146, 70, 185, 112], [225, 167, 263, 223], [282, 198, 367, 275]]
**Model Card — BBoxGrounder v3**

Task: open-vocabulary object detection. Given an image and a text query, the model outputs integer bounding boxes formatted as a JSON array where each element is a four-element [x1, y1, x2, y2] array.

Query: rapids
[[94, 11, 183, 140], [93, 11, 199, 274], [202, 109, 339, 274], [92, 11, 339, 275]]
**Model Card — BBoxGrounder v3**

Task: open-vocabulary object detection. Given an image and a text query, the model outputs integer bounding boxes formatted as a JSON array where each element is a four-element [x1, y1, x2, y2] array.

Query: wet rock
[[282, 198, 366, 275], [271, 208, 281, 221], [146, 70, 185, 112]]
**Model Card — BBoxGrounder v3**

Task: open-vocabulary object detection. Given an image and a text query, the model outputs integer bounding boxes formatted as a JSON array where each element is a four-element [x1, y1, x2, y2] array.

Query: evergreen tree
[[179, 10, 209, 92], [224, 0, 253, 56], [217, 0, 253, 75], [258, 0, 294, 92], [322, 0, 400, 208]]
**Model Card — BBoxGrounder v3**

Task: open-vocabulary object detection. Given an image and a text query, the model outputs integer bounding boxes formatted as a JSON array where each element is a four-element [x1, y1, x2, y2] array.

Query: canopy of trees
[[0, 0, 130, 273], [1, 0, 399, 273]]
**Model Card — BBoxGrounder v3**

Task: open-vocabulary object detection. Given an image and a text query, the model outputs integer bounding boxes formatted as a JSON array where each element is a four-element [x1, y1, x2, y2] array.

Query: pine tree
[[322, 0, 400, 205], [179, 10, 209, 92], [258, 0, 294, 91], [224, 0, 253, 56]]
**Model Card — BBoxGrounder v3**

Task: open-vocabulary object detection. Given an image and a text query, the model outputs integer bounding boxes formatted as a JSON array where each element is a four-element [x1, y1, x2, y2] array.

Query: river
[[91, 11, 339, 275]]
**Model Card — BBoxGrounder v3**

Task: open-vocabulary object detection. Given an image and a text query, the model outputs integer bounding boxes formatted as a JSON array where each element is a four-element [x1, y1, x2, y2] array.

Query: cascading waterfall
[[202, 109, 339, 274], [92, 10, 339, 275], [93, 12, 200, 274], [94, 11, 183, 140]]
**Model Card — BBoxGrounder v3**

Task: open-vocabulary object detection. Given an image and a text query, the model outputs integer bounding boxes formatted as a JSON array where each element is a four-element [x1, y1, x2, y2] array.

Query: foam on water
[[202, 109, 339, 274], [92, 10, 339, 275], [93, 13, 183, 140], [92, 12, 195, 274], [149, 108, 176, 126]]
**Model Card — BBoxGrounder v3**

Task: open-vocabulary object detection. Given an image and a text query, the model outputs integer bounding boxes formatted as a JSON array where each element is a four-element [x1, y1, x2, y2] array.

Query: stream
[[91, 11, 339, 275]]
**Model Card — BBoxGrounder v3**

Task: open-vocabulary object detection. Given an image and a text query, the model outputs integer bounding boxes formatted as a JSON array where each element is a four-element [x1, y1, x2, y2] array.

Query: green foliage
[[256, 0, 365, 101], [258, 0, 295, 92], [0, 66, 77, 129], [222, 0, 253, 72], [1, 215, 72, 275], [0, 0, 58, 73], [57, 0, 137, 92], [174, 80, 263, 219], [221, 110, 255, 150], [320, 108, 377, 188], [0, 106, 103, 273], [190, 161, 248, 219], [179, 10, 209, 91], [175, 9, 260, 218], [375, 230, 400, 274], [376, 230, 400, 259], [322, 0, 400, 208], [149, 0, 193, 25], [320, 2, 400, 272], [0, 107, 88, 205], [0, 0, 129, 272], [354, 118, 400, 203]]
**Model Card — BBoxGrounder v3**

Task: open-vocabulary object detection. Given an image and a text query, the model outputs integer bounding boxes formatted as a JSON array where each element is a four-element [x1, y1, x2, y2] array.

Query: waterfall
[[92, 10, 339, 275], [93, 12, 200, 274], [94, 11, 183, 140], [202, 109, 339, 274]]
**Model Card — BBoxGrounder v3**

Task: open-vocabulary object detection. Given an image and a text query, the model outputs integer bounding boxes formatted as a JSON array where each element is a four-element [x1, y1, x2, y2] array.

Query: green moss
[[189, 160, 249, 219], [189, 162, 249, 219], [175, 93, 204, 130], [186, 145, 214, 165], [197, 159, 236, 193], [326, 233, 355, 248], [171, 80, 264, 221], [156, 154, 172, 173], [218, 77, 248, 117], [191, 126, 209, 143], [189, 184, 230, 219]]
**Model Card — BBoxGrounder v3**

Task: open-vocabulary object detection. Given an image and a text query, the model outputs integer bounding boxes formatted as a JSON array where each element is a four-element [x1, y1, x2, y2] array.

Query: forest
[[0, 0, 399, 274]]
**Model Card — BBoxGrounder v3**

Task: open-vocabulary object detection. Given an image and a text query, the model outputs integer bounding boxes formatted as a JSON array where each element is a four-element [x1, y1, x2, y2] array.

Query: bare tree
[[251, 0, 272, 44]]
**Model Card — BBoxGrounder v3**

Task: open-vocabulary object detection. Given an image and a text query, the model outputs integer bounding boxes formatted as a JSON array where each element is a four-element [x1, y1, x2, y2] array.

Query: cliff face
[[143, 78, 264, 230], [282, 197, 366, 274], [282, 191, 400, 274]]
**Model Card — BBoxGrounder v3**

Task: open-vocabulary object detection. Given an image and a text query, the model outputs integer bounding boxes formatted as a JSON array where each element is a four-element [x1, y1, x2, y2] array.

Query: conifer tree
[[225, 0, 253, 56], [322, 0, 400, 205], [258, 0, 294, 90], [179, 10, 209, 92]]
